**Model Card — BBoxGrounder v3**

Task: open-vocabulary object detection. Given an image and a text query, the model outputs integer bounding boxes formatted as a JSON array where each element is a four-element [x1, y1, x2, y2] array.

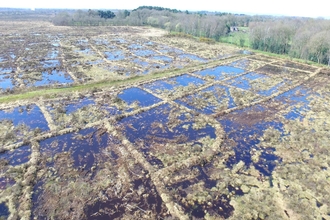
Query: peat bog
[[0, 21, 329, 220]]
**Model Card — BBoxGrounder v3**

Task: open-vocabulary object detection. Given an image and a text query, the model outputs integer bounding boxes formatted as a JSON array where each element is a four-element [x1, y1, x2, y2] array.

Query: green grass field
[[220, 27, 250, 47]]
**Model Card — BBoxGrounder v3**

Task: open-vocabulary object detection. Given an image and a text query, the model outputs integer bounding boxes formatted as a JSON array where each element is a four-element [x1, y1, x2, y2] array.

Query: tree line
[[53, 9, 121, 26], [52, 7, 330, 65], [132, 6, 181, 13], [97, 10, 116, 19], [250, 18, 330, 65], [52, 7, 253, 38]]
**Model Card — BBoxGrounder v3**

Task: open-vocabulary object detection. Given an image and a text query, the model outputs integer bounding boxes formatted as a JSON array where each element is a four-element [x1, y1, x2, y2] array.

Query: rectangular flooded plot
[[1, 51, 16, 61], [86, 59, 104, 65], [134, 62, 172, 74], [132, 49, 157, 57], [0, 74, 14, 90], [274, 86, 313, 120], [33, 128, 169, 219], [47, 97, 96, 115], [101, 64, 130, 76], [152, 62, 170, 69], [217, 83, 319, 181], [144, 41, 155, 46], [225, 72, 268, 90], [105, 50, 126, 61], [0, 68, 13, 74], [159, 47, 184, 55], [255, 82, 287, 96], [39, 127, 110, 170], [46, 97, 116, 129], [83, 177, 169, 220], [117, 87, 162, 108], [229, 86, 263, 106], [178, 54, 207, 62], [33, 71, 73, 87], [45, 50, 59, 59], [41, 60, 61, 68], [256, 64, 288, 75], [119, 103, 216, 168], [75, 48, 94, 55], [225, 72, 290, 97], [0, 145, 31, 166], [0, 105, 49, 145], [76, 39, 89, 46], [142, 74, 205, 95], [253, 77, 290, 96], [217, 104, 284, 176], [146, 63, 171, 73], [164, 166, 234, 219], [175, 85, 236, 114], [229, 58, 267, 71], [132, 58, 149, 67], [0, 203, 10, 219], [0, 177, 15, 190], [228, 59, 251, 69], [32, 127, 119, 219], [195, 66, 245, 80], [0, 105, 49, 131], [93, 38, 109, 45], [128, 44, 144, 49], [150, 55, 173, 63], [272, 61, 317, 72]]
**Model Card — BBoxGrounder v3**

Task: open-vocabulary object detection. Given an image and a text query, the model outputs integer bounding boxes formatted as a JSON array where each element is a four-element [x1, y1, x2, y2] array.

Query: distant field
[[0, 19, 329, 220], [220, 27, 250, 47]]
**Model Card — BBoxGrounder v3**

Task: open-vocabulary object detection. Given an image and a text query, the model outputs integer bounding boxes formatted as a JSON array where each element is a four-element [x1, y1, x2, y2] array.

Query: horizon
[[1, 7, 329, 20], [0, 0, 329, 18]]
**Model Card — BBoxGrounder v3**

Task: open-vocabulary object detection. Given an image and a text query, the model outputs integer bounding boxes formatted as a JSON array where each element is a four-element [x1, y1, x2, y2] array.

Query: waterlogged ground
[[0, 22, 240, 94], [0, 23, 330, 220]]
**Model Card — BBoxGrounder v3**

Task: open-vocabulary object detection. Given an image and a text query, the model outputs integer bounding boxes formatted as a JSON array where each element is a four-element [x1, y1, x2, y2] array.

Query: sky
[[0, 0, 329, 18]]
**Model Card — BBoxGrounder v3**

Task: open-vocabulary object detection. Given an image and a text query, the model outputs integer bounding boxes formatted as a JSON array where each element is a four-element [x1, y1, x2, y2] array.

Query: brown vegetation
[[0, 15, 329, 220]]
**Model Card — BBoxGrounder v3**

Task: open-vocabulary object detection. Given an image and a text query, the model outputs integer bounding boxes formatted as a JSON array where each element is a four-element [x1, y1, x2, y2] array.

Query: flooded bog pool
[[195, 65, 245, 80], [0, 145, 31, 166], [0, 203, 9, 219], [0, 104, 49, 145], [105, 50, 126, 61], [142, 74, 205, 95], [176, 84, 236, 114], [34, 70, 73, 87], [117, 87, 162, 108], [0, 104, 49, 131], [0, 74, 14, 90], [119, 103, 216, 168]]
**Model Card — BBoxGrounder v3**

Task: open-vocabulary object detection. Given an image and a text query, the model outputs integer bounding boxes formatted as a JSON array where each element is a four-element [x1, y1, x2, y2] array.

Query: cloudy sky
[[0, 0, 328, 18]]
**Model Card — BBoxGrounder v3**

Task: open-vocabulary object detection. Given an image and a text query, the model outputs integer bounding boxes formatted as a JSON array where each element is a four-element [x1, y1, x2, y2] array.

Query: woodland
[[50, 6, 330, 65]]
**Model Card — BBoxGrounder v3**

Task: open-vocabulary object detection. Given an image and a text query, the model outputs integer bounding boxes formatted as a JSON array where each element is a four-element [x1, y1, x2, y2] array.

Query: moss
[[256, 92, 330, 218], [0, 120, 40, 146], [179, 86, 230, 112], [230, 187, 287, 220], [229, 87, 261, 106]]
